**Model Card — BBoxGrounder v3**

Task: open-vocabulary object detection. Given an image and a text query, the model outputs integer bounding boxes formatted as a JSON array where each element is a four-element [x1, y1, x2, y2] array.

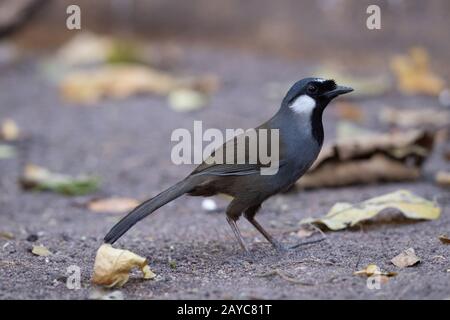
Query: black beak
[[324, 85, 354, 99]]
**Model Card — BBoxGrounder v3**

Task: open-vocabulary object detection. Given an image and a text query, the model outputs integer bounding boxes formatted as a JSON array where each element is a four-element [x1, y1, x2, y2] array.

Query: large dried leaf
[[87, 197, 140, 214], [390, 47, 446, 96], [380, 107, 450, 128], [92, 244, 155, 287], [391, 248, 421, 268], [60, 64, 218, 104], [301, 190, 440, 230], [20, 164, 99, 196], [297, 130, 434, 189]]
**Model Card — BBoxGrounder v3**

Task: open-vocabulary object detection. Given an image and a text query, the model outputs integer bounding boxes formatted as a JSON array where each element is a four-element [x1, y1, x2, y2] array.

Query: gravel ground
[[0, 46, 449, 299]]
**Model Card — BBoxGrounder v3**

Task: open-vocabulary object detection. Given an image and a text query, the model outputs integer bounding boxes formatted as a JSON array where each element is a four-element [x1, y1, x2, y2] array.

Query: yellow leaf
[[354, 264, 397, 277], [92, 244, 155, 287], [32, 245, 52, 257], [301, 190, 440, 230], [60, 64, 218, 104], [390, 47, 446, 96], [142, 265, 156, 280]]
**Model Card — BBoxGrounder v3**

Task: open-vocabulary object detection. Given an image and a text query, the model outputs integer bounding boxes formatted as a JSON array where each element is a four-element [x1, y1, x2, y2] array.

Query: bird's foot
[[241, 250, 257, 262], [270, 241, 289, 253]]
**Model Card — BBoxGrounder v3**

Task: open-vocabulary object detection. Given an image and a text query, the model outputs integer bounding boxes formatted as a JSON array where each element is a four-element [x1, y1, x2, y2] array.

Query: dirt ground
[[0, 45, 449, 300]]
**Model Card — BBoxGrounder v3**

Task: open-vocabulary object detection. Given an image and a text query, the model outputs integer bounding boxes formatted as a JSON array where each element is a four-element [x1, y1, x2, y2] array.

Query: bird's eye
[[307, 85, 318, 94]]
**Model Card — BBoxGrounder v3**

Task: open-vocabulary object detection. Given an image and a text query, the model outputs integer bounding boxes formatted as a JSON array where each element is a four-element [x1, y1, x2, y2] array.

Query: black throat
[[310, 107, 324, 146]]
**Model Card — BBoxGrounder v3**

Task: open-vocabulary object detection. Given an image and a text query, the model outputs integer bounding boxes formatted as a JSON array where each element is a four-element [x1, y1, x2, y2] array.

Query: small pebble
[[202, 199, 217, 212]]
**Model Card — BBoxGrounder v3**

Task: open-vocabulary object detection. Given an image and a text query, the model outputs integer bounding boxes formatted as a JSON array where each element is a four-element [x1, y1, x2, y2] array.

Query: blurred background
[[1, 0, 450, 299], [4, 0, 450, 64]]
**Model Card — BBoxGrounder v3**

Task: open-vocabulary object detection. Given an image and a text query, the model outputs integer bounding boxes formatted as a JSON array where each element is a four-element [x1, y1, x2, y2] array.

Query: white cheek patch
[[289, 94, 316, 115]]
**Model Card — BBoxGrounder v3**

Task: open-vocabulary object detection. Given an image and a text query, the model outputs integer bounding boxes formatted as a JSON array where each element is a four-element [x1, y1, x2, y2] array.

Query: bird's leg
[[226, 216, 249, 254], [225, 200, 250, 254], [244, 205, 286, 252], [247, 218, 286, 252]]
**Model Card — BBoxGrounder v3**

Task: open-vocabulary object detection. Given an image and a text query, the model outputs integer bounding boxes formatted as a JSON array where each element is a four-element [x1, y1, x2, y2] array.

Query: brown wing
[[191, 127, 285, 177]]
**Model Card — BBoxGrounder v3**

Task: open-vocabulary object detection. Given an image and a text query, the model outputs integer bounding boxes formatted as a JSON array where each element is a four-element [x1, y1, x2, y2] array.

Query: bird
[[104, 77, 353, 253]]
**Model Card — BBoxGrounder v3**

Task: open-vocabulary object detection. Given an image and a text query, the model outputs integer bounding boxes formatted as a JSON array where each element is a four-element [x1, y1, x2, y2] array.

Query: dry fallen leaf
[[438, 235, 450, 244], [0, 119, 20, 141], [32, 245, 52, 257], [60, 64, 218, 104], [87, 197, 140, 214], [301, 190, 440, 230], [391, 248, 421, 268], [297, 130, 434, 189], [435, 171, 450, 187], [390, 47, 446, 96], [0, 231, 14, 240], [92, 244, 156, 287], [354, 264, 397, 277], [20, 164, 99, 196], [380, 107, 450, 128]]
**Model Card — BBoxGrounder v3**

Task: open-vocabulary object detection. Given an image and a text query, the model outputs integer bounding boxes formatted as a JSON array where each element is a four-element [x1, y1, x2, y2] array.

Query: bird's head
[[282, 77, 353, 115]]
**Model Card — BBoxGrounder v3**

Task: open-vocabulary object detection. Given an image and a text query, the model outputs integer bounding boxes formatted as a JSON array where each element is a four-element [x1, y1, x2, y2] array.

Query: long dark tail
[[104, 176, 200, 244]]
